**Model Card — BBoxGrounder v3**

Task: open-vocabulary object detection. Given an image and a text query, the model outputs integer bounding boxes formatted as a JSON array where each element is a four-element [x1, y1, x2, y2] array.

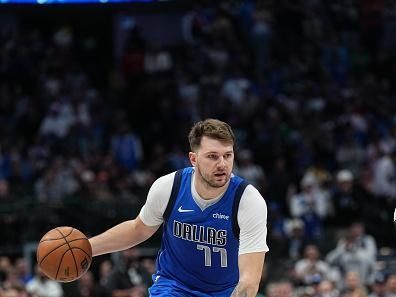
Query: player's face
[[189, 136, 234, 188]]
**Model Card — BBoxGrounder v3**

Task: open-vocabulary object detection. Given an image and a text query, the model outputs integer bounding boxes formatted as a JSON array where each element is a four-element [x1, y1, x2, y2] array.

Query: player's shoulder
[[240, 184, 266, 205], [241, 183, 263, 197], [151, 167, 194, 192], [152, 171, 177, 189]]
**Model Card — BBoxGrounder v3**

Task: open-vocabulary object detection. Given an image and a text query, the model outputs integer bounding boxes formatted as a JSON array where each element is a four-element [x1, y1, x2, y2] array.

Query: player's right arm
[[89, 172, 175, 257], [232, 185, 269, 297], [90, 218, 160, 257]]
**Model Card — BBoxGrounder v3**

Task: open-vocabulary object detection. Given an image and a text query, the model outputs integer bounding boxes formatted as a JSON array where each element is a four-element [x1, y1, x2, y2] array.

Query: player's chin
[[211, 177, 228, 187]]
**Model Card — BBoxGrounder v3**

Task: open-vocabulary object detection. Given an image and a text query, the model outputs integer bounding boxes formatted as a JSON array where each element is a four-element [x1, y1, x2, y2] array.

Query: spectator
[[293, 244, 336, 287], [98, 259, 113, 287], [1, 285, 28, 297], [372, 149, 396, 200], [368, 272, 387, 297], [284, 218, 310, 261], [75, 271, 109, 297], [330, 170, 364, 227], [325, 229, 376, 286], [34, 157, 79, 203], [289, 174, 331, 220], [268, 202, 288, 242], [13, 258, 32, 285], [339, 271, 367, 297], [103, 248, 151, 297], [25, 265, 63, 297], [347, 222, 377, 262], [385, 273, 396, 297], [289, 174, 330, 241], [335, 132, 365, 177], [264, 282, 279, 297], [316, 279, 340, 297], [277, 280, 295, 297]]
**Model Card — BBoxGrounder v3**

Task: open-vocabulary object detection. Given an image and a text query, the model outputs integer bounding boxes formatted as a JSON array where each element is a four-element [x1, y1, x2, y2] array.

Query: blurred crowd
[[2, 0, 396, 296], [0, 248, 155, 297]]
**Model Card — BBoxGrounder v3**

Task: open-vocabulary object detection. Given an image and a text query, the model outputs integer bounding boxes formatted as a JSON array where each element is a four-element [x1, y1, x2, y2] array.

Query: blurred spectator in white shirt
[[293, 244, 338, 286], [26, 265, 63, 297], [289, 173, 331, 219], [372, 149, 396, 200], [325, 225, 376, 286]]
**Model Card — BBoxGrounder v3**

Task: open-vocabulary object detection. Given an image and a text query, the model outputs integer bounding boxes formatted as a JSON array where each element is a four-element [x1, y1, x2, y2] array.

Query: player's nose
[[217, 156, 226, 168]]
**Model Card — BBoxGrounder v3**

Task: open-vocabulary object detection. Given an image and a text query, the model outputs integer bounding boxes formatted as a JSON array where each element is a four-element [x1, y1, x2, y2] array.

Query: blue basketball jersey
[[152, 167, 248, 294]]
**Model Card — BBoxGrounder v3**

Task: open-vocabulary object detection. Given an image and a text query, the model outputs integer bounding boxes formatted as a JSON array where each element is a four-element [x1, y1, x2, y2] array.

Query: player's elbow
[[132, 217, 161, 242]]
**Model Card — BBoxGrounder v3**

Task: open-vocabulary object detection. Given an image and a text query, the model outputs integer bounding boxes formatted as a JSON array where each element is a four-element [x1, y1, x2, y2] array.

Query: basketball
[[36, 226, 92, 282]]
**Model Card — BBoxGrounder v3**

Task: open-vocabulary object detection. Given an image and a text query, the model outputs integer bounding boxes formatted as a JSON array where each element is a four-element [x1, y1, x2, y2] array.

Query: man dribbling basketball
[[89, 119, 269, 297]]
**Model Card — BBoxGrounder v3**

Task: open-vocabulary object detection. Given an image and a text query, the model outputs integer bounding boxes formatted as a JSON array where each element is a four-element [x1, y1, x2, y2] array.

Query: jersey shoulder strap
[[163, 169, 183, 221], [232, 181, 249, 238]]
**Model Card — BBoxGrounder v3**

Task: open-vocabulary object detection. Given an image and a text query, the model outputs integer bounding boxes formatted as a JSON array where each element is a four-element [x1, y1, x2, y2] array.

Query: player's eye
[[207, 154, 218, 160]]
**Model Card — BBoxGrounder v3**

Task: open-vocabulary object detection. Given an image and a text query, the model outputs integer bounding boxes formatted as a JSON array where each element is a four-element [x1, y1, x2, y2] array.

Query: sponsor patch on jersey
[[212, 213, 229, 220]]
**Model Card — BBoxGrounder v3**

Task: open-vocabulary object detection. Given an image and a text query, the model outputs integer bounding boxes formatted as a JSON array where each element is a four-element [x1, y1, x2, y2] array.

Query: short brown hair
[[188, 119, 235, 151]]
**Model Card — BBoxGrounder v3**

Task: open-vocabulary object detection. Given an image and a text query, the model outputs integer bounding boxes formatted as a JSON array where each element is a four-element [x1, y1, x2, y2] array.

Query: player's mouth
[[214, 172, 226, 178]]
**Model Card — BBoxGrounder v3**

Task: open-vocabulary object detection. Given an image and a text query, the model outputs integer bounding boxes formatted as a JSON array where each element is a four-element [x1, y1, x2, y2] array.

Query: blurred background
[[2, 0, 396, 296]]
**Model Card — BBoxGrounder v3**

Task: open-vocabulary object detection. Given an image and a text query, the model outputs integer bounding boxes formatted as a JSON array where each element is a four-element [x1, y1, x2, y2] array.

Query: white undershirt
[[139, 171, 269, 255], [191, 172, 225, 210]]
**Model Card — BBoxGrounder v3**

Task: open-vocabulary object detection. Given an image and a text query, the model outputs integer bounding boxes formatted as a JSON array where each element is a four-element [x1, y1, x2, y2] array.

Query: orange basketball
[[36, 226, 92, 282]]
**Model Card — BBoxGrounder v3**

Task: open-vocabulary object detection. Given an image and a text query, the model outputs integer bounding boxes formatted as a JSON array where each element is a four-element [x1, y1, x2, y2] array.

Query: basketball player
[[89, 119, 269, 297]]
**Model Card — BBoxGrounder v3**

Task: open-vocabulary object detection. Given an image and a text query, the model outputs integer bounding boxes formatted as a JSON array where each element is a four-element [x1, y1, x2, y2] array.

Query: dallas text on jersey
[[173, 220, 227, 246]]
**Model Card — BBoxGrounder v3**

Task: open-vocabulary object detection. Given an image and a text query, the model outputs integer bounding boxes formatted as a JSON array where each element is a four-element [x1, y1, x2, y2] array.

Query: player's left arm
[[231, 185, 269, 297], [231, 252, 266, 297]]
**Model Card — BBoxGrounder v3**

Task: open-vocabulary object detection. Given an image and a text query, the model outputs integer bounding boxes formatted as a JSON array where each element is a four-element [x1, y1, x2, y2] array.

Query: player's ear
[[189, 152, 197, 166]]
